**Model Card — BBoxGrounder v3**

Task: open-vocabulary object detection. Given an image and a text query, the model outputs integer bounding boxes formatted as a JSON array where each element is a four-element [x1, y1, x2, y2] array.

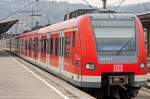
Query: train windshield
[[91, 19, 137, 63]]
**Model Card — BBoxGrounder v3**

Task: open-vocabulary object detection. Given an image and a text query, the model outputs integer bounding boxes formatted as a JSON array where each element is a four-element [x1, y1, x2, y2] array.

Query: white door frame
[[59, 31, 64, 73]]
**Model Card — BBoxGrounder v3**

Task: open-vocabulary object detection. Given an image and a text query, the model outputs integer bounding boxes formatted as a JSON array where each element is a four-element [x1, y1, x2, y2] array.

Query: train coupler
[[108, 75, 128, 85]]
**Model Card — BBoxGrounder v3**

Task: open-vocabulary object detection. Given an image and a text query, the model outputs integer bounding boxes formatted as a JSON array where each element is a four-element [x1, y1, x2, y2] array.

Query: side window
[[55, 38, 59, 56], [28, 40, 32, 51], [35, 39, 38, 52], [65, 36, 70, 57], [47, 39, 50, 54], [41, 38, 46, 53], [17, 39, 19, 49], [33, 39, 37, 52], [33, 39, 35, 51], [39, 39, 41, 52], [41, 39, 43, 53], [72, 31, 75, 47], [44, 38, 46, 53], [25, 40, 28, 50], [50, 38, 54, 55], [28, 40, 30, 51]]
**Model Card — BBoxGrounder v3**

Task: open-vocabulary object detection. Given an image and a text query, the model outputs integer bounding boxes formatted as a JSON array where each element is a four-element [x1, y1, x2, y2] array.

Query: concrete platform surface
[[0, 50, 95, 99], [0, 50, 64, 99]]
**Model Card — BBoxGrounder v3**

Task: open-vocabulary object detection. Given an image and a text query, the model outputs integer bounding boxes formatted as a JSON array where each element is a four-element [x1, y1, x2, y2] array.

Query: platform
[[0, 50, 94, 99]]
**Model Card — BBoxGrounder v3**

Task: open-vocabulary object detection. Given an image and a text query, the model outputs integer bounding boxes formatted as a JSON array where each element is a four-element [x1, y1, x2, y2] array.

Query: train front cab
[[77, 13, 148, 99]]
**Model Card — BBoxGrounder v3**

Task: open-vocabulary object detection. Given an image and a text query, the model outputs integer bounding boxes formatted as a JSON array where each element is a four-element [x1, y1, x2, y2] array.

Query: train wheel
[[120, 87, 140, 99], [81, 88, 104, 99], [119, 91, 131, 99], [97, 88, 105, 99], [91, 88, 105, 99]]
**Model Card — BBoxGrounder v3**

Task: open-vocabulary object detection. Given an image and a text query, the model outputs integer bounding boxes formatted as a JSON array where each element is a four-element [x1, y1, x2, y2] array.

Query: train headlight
[[85, 63, 96, 70], [139, 62, 145, 70]]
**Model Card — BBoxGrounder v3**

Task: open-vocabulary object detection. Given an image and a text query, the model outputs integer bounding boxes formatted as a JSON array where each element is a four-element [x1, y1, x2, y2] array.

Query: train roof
[[64, 9, 115, 20], [18, 11, 136, 38], [87, 13, 136, 20], [18, 18, 77, 37]]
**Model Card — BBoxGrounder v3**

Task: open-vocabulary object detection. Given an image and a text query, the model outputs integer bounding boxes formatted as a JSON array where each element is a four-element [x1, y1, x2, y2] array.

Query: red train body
[[3, 13, 147, 99]]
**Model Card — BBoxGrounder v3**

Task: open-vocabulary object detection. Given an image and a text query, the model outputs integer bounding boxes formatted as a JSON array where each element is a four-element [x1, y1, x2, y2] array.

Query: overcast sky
[[55, 0, 150, 8]]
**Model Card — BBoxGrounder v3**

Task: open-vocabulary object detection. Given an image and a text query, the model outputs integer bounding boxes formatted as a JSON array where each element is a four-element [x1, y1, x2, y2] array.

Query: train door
[[63, 30, 81, 81], [25, 38, 28, 56], [59, 31, 65, 73], [16, 38, 19, 53], [63, 31, 73, 73], [20, 38, 22, 55], [31, 37, 34, 58], [49, 33, 59, 68], [41, 36, 47, 63], [23, 38, 25, 56], [28, 38, 32, 58], [22, 39, 24, 55], [10, 39, 11, 51], [33, 37, 38, 61], [46, 34, 50, 65], [49, 35, 54, 66]]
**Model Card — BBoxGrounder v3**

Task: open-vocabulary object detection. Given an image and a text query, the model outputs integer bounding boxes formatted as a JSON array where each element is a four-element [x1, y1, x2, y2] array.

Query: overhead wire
[[81, 0, 95, 9], [107, 0, 125, 7], [0, 0, 38, 22], [142, 2, 148, 11], [35, 1, 54, 25], [111, 0, 126, 11]]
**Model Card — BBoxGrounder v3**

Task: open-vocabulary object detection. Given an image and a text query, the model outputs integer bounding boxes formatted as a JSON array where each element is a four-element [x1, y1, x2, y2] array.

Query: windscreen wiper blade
[[116, 37, 134, 55]]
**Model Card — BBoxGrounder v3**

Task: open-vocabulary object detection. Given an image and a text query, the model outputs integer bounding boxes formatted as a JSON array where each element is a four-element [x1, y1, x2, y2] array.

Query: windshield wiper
[[115, 37, 134, 55]]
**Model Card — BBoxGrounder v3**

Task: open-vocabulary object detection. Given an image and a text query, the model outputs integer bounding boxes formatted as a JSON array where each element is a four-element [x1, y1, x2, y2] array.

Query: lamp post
[[102, 0, 107, 9]]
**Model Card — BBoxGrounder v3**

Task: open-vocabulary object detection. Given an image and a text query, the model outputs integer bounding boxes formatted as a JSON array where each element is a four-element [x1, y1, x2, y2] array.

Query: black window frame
[[65, 36, 70, 57], [55, 38, 59, 56], [50, 38, 54, 55], [43, 38, 46, 53], [72, 31, 75, 48]]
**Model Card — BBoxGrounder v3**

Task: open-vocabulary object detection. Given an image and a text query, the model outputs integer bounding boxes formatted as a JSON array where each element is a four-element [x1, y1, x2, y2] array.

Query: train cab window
[[50, 38, 54, 55], [65, 36, 70, 57], [55, 38, 59, 56]]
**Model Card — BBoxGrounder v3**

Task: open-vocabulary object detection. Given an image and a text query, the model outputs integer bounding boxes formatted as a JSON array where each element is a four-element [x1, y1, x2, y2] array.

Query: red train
[[3, 12, 147, 99]]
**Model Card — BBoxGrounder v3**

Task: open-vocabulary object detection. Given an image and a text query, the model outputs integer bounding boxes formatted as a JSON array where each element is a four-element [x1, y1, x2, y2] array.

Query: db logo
[[114, 65, 123, 72]]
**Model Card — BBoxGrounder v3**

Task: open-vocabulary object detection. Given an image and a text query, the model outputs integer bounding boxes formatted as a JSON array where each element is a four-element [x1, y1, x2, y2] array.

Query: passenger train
[[3, 10, 148, 99]]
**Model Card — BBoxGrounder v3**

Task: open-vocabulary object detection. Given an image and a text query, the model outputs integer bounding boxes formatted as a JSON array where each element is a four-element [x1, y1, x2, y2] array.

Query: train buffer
[[0, 50, 94, 99]]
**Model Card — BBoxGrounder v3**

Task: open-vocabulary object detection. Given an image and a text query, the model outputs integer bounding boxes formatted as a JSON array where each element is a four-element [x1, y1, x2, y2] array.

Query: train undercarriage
[[100, 73, 140, 99], [97, 85, 140, 99], [83, 73, 144, 99]]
